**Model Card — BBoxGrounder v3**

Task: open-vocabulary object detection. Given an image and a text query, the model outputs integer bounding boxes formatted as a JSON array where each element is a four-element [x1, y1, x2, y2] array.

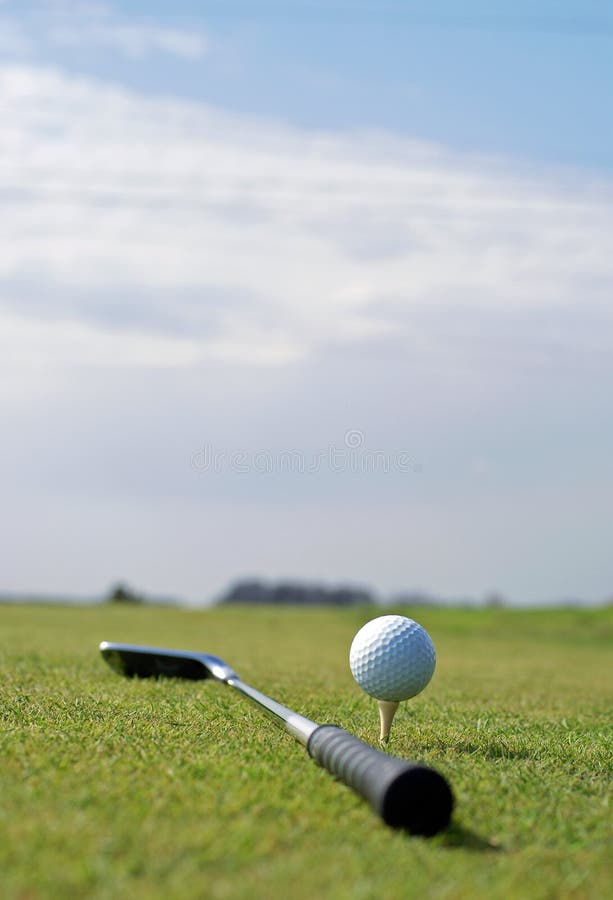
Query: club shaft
[[226, 677, 319, 745]]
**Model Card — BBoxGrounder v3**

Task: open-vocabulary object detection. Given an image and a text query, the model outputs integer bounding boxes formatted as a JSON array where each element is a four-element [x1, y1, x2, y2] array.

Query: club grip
[[307, 725, 453, 835]]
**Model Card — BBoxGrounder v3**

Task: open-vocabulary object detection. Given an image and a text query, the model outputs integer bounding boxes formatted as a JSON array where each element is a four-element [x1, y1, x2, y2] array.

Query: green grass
[[1, 603, 611, 899]]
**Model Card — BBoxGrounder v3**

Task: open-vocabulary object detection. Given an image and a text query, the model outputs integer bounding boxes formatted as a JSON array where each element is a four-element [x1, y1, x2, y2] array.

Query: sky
[[1, 0, 612, 606]]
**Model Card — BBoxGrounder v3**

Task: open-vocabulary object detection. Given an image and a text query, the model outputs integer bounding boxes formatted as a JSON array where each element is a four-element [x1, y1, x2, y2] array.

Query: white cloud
[[1, 2, 208, 62], [0, 309, 202, 369], [48, 22, 207, 61], [1, 63, 611, 373]]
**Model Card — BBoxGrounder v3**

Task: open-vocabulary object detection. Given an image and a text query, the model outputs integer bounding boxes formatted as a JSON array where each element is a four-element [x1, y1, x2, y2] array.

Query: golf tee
[[377, 700, 399, 743]]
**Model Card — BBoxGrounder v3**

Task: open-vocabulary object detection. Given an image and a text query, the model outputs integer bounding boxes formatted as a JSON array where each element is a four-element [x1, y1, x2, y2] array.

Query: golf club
[[100, 641, 454, 835]]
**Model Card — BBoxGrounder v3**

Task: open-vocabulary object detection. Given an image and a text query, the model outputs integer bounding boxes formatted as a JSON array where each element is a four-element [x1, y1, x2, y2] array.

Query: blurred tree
[[107, 583, 144, 605]]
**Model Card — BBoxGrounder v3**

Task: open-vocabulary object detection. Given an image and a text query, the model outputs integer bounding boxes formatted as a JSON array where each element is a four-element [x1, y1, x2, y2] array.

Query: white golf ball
[[349, 615, 436, 702]]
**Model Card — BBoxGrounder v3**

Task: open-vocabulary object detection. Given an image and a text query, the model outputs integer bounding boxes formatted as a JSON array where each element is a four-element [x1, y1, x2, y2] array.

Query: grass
[[0, 603, 611, 899]]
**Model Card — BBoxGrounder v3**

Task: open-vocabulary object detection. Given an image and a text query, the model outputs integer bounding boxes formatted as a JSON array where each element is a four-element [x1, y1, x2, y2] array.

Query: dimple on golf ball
[[349, 615, 436, 702]]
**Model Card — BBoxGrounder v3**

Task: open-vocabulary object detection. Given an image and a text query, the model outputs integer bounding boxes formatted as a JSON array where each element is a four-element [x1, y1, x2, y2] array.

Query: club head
[[99, 642, 237, 683]]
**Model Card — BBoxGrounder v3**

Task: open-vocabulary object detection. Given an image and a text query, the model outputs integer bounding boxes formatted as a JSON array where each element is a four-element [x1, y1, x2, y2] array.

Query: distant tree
[[107, 583, 144, 605], [484, 591, 506, 609], [222, 580, 270, 604], [219, 579, 374, 606]]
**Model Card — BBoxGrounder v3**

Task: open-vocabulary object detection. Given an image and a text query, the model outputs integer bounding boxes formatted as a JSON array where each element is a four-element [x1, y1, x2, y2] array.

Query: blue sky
[[1, 0, 612, 604]]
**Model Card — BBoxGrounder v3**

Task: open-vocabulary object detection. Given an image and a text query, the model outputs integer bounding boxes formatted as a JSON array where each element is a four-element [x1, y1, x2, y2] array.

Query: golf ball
[[349, 615, 436, 702]]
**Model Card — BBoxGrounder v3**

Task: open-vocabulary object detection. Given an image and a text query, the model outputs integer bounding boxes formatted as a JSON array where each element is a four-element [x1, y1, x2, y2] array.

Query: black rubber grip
[[307, 725, 453, 835]]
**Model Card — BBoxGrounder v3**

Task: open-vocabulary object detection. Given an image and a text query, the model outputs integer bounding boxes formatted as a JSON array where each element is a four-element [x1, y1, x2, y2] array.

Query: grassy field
[[0, 603, 611, 899]]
